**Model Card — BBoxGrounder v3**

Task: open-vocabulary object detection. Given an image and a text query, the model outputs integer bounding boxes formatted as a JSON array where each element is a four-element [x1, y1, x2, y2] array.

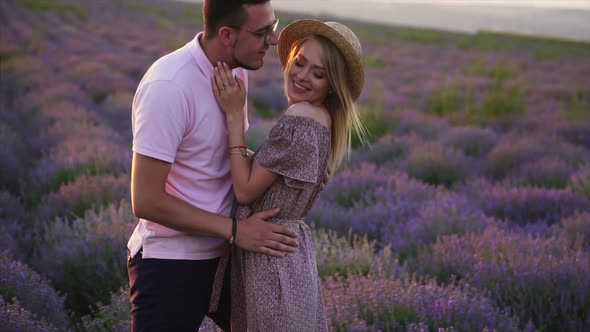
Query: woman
[[210, 19, 366, 331]]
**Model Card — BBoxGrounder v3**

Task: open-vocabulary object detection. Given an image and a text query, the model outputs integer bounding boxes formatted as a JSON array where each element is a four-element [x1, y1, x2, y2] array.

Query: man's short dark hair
[[203, 0, 269, 38]]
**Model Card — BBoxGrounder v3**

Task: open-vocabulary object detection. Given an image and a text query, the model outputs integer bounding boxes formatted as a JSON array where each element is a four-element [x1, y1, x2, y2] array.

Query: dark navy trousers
[[127, 249, 230, 332]]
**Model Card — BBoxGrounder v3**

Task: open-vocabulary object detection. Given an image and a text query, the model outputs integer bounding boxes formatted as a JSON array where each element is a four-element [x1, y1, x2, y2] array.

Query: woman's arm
[[213, 62, 279, 204], [226, 117, 279, 204]]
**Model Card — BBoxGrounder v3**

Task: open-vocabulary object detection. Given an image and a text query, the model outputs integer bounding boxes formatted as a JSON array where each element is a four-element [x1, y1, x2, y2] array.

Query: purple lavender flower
[[415, 226, 590, 331], [311, 169, 439, 247], [405, 142, 471, 188], [34, 174, 130, 222], [0, 251, 69, 330], [0, 296, 59, 332], [81, 287, 131, 332], [389, 193, 494, 259], [0, 191, 25, 255], [559, 212, 590, 248], [323, 271, 520, 331], [350, 134, 417, 167], [470, 182, 589, 225], [440, 126, 499, 158], [558, 120, 590, 149], [569, 165, 590, 200], [504, 156, 575, 189], [30, 201, 135, 319], [395, 111, 449, 141]]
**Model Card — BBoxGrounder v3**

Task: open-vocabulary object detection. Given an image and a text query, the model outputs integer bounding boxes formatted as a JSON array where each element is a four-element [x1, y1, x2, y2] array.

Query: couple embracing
[[127, 1, 366, 331]]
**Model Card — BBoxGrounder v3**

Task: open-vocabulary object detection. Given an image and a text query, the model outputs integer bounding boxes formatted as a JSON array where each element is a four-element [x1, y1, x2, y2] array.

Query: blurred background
[[1, 0, 589, 331], [267, 0, 590, 41]]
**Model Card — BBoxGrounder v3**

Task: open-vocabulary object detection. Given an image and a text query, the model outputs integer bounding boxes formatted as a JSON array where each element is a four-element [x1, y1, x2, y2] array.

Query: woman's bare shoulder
[[285, 102, 331, 128]]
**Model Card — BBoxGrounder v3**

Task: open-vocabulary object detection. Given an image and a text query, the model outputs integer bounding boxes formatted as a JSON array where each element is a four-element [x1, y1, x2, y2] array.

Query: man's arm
[[131, 152, 298, 257]]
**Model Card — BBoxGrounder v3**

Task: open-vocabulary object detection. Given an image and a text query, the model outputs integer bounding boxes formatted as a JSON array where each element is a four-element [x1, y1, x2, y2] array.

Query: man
[[127, 1, 298, 331]]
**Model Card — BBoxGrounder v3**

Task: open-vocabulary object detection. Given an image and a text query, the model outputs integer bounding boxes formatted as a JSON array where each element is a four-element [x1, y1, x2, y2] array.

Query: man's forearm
[[132, 191, 232, 240]]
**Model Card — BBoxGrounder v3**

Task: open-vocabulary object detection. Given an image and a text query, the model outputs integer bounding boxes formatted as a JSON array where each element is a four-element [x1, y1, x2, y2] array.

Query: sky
[[367, 0, 590, 9]]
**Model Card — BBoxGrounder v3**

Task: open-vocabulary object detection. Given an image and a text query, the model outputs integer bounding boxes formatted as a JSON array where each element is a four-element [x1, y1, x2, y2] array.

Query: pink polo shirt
[[127, 32, 248, 260]]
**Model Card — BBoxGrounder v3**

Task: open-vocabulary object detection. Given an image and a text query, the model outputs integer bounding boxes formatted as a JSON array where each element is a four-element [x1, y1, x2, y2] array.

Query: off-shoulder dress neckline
[[280, 114, 331, 132]]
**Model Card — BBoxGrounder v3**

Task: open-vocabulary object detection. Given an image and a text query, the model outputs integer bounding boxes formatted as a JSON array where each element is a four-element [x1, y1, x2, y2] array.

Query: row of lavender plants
[[2, 0, 590, 331]]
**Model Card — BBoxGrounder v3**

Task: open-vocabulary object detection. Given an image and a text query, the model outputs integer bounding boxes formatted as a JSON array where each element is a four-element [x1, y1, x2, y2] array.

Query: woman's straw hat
[[277, 19, 364, 100]]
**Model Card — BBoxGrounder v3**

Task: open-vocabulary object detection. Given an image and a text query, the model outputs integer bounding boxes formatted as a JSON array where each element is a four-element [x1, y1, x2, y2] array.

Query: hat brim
[[277, 19, 364, 100]]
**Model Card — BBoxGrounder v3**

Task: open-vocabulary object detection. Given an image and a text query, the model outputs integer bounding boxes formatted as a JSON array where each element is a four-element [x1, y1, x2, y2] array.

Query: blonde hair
[[284, 36, 368, 172]]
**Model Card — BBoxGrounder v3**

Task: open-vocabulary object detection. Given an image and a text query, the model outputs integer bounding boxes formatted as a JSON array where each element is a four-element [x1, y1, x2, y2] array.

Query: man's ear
[[218, 27, 234, 46]]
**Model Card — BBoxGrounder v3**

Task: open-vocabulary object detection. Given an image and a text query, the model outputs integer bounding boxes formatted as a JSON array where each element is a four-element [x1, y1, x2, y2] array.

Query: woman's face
[[285, 37, 331, 107]]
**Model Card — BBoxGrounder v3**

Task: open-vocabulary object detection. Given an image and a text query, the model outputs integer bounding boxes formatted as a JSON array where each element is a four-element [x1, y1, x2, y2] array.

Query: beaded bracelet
[[229, 150, 249, 157]]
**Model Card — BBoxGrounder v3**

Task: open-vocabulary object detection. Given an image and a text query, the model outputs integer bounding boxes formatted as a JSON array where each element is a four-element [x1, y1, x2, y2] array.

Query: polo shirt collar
[[190, 32, 215, 79]]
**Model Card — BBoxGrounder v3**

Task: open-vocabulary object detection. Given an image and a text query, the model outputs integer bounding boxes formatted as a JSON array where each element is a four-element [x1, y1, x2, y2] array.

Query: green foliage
[[363, 56, 386, 68], [424, 83, 463, 116], [117, 0, 168, 15], [471, 30, 590, 58], [80, 288, 131, 332], [569, 166, 590, 201], [467, 80, 526, 122], [463, 58, 517, 81], [92, 91, 109, 105], [441, 126, 499, 158], [463, 58, 487, 76], [464, 59, 526, 122], [245, 121, 273, 151], [360, 24, 590, 59], [487, 59, 517, 81], [559, 91, 590, 120], [182, 6, 203, 25], [34, 174, 130, 224], [115, 0, 203, 26], [20, 0, 86, 19], [27, 163, 118, 210], [314, 229, 395, 279], [406, 143, 467, 188], [352, 100, 397, 148], [250, 95, 277, 119], [462, 59, 519, 122]]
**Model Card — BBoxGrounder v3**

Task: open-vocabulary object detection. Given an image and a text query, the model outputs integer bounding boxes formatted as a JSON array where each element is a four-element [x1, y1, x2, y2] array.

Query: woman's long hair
[[284, 36, 368, 172]]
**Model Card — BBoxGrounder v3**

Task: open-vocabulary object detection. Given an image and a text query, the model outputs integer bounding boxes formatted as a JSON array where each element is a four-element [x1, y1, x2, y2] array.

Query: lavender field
[[1, 0, 590, 331]]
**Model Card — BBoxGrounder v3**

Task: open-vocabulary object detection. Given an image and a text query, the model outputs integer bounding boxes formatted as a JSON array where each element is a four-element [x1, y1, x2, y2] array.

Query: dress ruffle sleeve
[[254, 115, 324, 189]]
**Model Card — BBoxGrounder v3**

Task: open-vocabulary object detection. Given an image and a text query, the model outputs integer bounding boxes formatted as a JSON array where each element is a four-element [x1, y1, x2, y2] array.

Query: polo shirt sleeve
[[132, 80, 189, 163]]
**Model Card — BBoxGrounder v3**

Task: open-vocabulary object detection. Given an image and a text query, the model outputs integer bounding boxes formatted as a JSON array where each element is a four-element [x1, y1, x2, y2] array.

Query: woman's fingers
[[236, 76, 245, 92], [211, 76, 220, 97], [214, 62, 241, 93], [215, 61, 230, 88], [213, 66, 226, 92], [220, 62, 235, 87]]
